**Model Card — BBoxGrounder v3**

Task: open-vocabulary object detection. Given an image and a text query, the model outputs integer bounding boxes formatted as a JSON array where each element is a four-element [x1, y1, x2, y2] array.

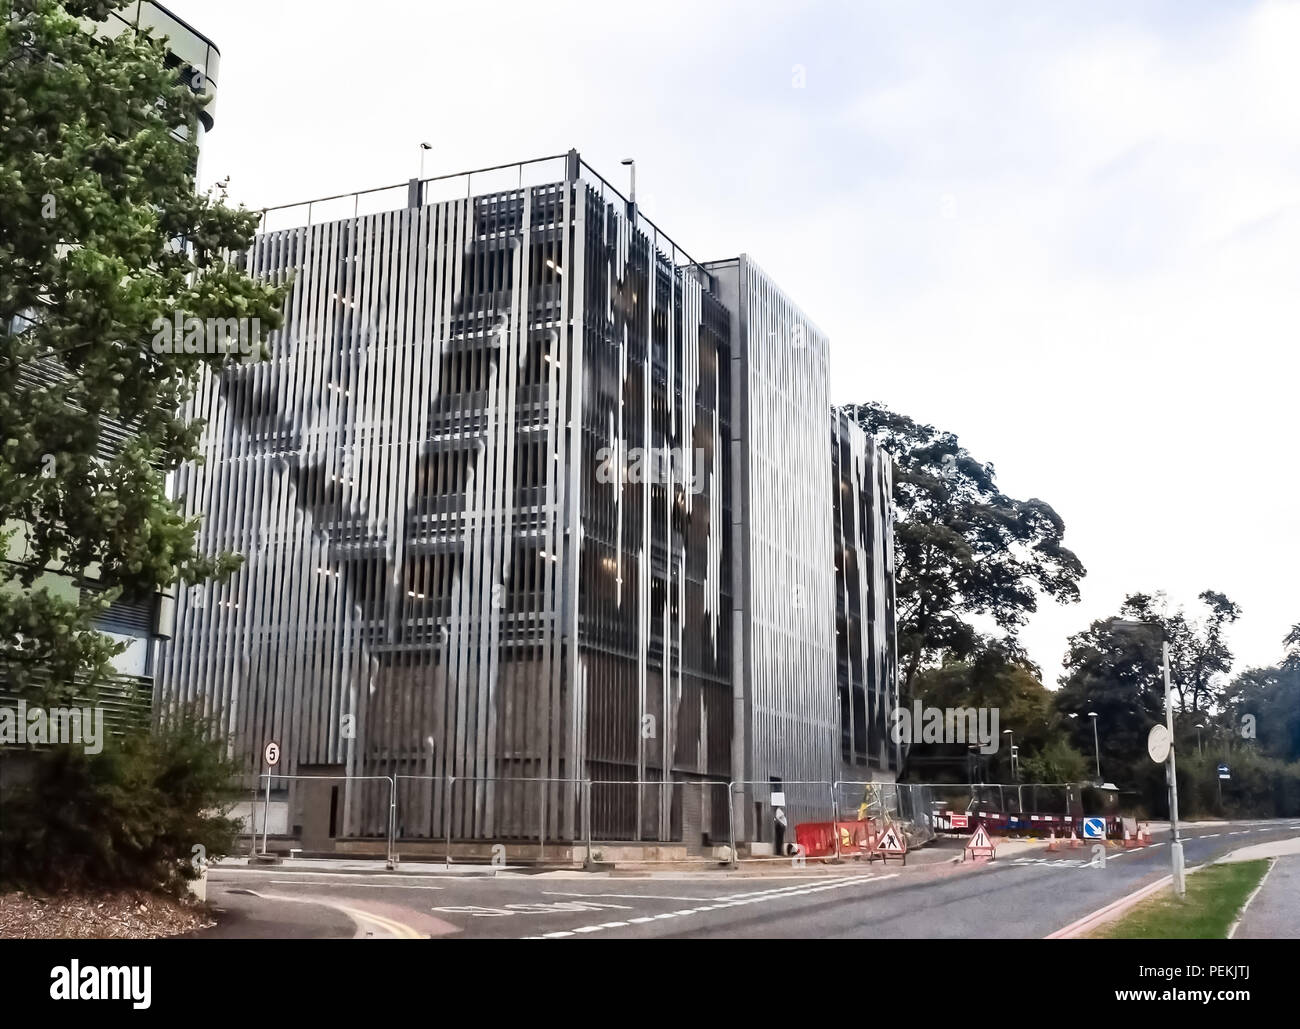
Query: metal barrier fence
[[256, 773, 396, 865], [925, 782, 1083, 819], [834, 781, 937, 848], [583, 780, 732, 863], [393, 774, 584, 865], [728, 780, 840, 863], [245, 774, 948, 866]]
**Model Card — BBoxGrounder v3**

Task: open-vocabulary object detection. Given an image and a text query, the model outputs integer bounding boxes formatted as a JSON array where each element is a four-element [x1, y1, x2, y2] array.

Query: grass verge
[[1090, 859, 1270, 939]]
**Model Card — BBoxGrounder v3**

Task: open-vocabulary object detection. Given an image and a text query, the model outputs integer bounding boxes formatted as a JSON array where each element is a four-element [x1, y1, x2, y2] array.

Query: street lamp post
[[1002, 729, 1016, 782], [1195, 723, 1204, 757], [1087, 711, 1101, 783]]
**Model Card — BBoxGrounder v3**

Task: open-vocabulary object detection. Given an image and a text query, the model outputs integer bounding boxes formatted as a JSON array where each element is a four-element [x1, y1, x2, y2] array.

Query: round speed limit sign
[[264, 740, 280, 767]]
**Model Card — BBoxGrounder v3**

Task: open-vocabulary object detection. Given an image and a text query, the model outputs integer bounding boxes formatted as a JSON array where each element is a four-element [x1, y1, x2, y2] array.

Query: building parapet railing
[[253, 151, 714, 289]]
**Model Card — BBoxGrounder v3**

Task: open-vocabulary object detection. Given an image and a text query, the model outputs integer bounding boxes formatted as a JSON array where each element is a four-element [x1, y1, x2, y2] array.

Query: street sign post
[[1113, 623, 1186, 898], [1147, 724, 1171, 764], [260, 741, 280, 856], [1082, 816, 1105, 840], [1161, 641, 1186, 898]]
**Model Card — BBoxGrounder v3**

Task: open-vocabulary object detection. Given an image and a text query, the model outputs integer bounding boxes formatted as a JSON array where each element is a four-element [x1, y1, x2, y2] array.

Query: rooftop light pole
[[621, 157, 636, 220]]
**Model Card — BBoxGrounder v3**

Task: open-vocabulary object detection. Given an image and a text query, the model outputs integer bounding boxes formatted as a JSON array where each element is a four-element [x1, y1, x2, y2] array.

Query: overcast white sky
[[165, 0, 1300, 687]]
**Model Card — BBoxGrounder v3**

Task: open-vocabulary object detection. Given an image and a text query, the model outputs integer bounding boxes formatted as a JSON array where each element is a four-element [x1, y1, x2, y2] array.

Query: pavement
[[1216, 833, 1300, 862], [192, 817, 1300, 939], [1231, 855, 1300, 939]]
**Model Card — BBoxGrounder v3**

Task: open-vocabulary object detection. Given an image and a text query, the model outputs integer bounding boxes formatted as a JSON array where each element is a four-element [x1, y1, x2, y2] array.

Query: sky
[[164, 0, 1300, 687]]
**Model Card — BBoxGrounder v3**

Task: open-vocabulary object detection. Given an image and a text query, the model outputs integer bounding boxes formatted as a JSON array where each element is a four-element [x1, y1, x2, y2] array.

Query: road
[[199, 818, 1300, 940]]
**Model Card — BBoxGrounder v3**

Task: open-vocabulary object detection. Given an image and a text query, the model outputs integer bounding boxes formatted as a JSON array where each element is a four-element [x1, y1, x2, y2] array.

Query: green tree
[[1056, 591, 1242, 789], [0, 0, 285, 697], [1223, 624, 1300, 764], [1055, 613, 1165, 782], [844, 402, 1085, 696], [1019, 737, 1089, 785], [1120, 590, 1241, 714], [907, 646, 1064, 782], [1283, 623, 1300, 673]]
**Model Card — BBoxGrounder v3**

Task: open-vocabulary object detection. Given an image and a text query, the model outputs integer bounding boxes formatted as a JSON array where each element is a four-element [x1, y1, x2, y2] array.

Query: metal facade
[[831, 410, 901, 778], [158, 155, 899, 847], [158, 160, 732, 842], [706, 256, 841, 839]]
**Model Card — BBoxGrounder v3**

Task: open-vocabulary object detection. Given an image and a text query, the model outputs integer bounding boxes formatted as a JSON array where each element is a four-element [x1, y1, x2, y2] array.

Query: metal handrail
[[256, 153, 572, 219]]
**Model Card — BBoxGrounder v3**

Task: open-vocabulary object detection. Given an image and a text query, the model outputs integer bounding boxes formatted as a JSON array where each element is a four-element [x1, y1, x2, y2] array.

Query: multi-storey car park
[[157, 151, 899, 856]]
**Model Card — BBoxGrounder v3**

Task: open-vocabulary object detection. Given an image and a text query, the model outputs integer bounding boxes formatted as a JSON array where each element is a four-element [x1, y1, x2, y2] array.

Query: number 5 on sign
[[264, 741, 280, 767]]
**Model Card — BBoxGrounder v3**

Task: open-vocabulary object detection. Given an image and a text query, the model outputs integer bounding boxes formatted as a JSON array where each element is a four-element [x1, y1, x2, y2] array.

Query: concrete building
[[158, 151, 897, 853]]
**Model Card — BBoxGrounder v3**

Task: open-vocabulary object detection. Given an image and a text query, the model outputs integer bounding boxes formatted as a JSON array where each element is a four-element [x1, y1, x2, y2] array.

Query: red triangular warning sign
[[876, 824, 907, 854], [965, 820, 996, 860]]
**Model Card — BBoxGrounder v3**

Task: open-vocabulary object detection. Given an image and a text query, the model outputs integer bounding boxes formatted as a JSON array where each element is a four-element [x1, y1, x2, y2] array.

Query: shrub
[[0, 712, 243, 895]]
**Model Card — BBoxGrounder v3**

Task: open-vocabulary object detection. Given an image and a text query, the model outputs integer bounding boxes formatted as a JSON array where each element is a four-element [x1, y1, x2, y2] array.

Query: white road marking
[[543, 891, 708, 902], [216, 870, 454, 883], [527, 874, 897, 939], [433, 900, 634, 918], [269, 880, 445, 890]]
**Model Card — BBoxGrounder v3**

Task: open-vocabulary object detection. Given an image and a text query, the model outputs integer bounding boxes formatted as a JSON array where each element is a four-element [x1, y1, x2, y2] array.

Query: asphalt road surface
[[199, 818, 1300, 940]]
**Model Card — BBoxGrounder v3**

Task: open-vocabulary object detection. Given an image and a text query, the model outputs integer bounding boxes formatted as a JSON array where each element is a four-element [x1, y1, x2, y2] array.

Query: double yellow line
[[247, 889, 428, 939], [334, 903, 427, 939]]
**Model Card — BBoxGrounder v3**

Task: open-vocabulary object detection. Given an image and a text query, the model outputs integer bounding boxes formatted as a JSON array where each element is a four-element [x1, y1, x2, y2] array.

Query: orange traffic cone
[[1069, 828, 1082, 849], [1123, 829, 1139, 849], [1047, 829, 1060, 852]]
